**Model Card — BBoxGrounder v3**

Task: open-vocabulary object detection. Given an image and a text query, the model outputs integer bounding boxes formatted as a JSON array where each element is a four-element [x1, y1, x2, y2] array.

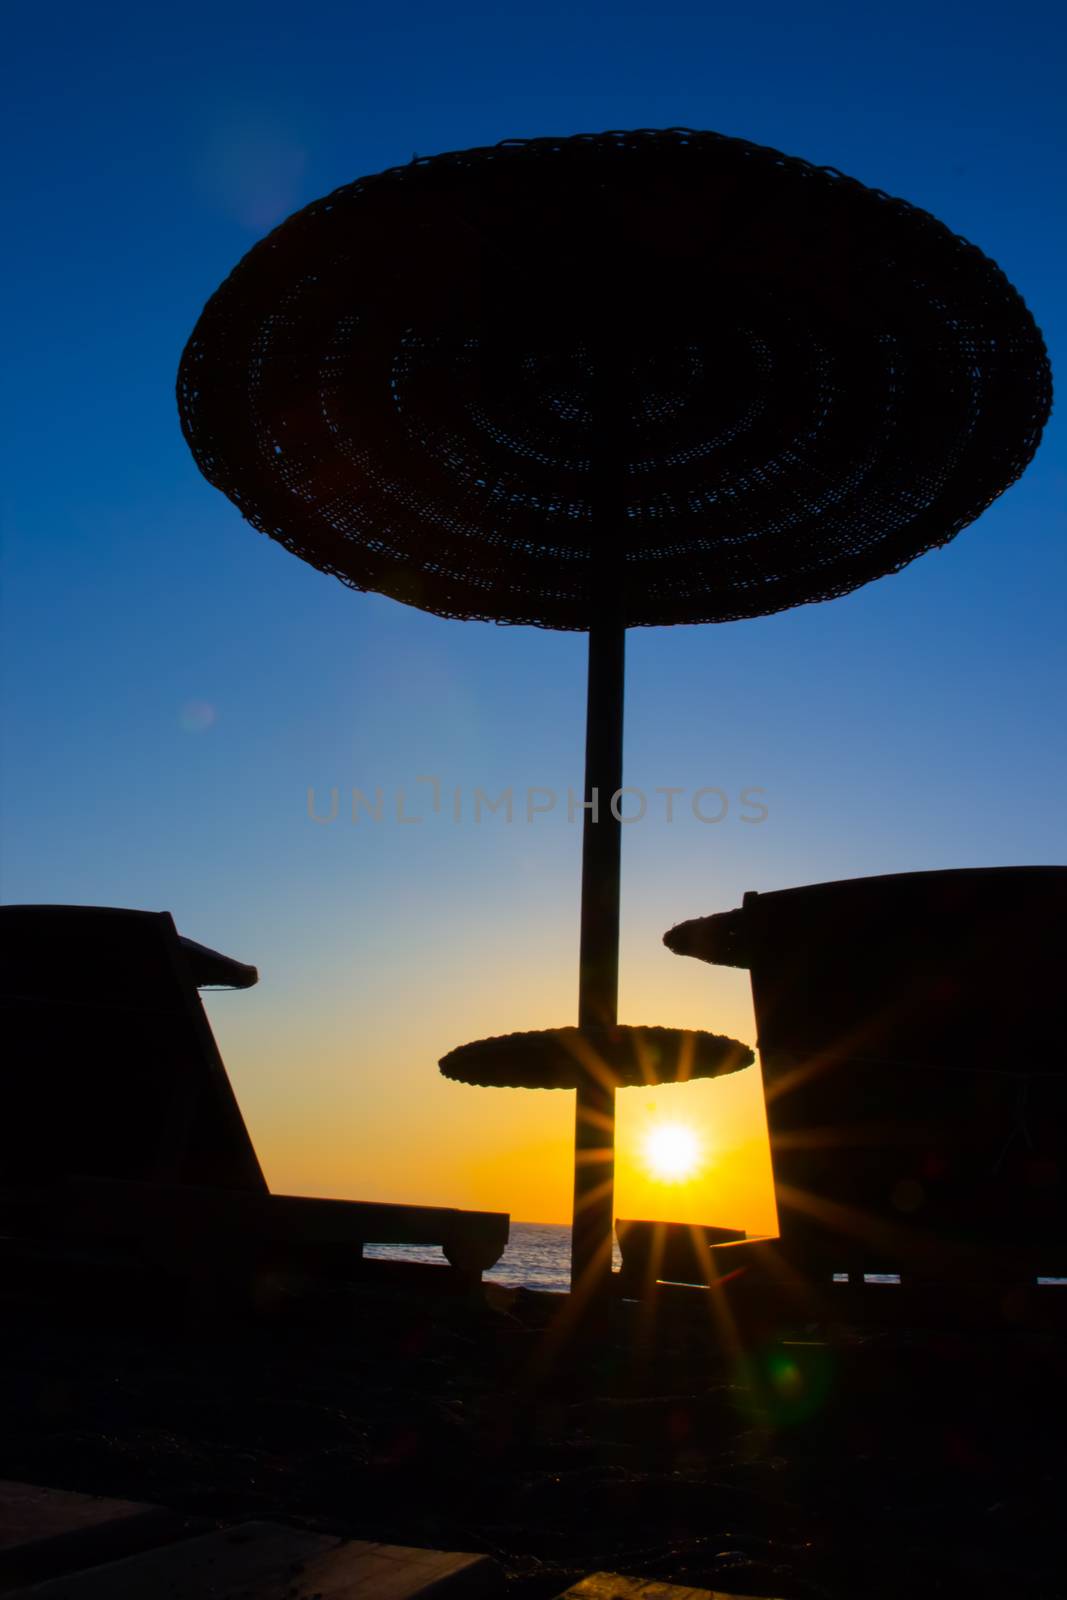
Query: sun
[[643, 1121, 702, 1182]]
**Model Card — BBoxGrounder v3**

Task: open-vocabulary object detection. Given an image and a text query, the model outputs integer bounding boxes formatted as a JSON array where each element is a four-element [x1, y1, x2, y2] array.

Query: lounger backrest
[[0, 905, 267, 1193], [741, 868, 1067, 1269]]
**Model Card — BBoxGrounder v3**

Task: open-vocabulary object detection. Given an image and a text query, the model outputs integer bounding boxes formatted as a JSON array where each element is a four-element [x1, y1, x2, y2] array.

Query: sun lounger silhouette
[[654, 868, 1067, 1327], [0, 905, 508, 1306]]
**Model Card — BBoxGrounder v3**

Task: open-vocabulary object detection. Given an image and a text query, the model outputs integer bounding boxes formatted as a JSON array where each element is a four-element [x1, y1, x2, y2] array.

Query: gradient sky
[[2, 0, 1064, 1230]]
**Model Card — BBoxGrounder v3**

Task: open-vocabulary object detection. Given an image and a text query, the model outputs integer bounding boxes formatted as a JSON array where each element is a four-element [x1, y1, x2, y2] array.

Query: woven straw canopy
[[178, 129, 1050, 631], [438, 1025, 754, 1089]]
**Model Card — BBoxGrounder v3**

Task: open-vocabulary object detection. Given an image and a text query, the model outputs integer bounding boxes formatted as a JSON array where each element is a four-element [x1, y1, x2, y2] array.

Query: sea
[[365, 1221, 621, 1293]]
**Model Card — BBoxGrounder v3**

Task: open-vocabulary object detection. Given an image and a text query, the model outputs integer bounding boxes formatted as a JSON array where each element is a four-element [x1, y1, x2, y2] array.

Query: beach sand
[[1, 1267, 1063, 1598]]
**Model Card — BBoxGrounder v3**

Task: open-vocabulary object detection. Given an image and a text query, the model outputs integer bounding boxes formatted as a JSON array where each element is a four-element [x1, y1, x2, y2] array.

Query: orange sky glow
[[206, 929, 780, 1237]]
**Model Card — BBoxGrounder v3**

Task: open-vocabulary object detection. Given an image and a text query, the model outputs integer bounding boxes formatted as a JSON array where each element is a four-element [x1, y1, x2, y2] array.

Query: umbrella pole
[[570, 599, 626, 1305], [570, 340, 628, 1306]]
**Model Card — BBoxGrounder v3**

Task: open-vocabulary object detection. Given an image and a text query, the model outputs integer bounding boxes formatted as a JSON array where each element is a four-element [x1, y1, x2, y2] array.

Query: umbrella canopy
[[179, 129, 1051, 1304], [439, 1025, 754, 1089], [178, 128, 1050, 633]]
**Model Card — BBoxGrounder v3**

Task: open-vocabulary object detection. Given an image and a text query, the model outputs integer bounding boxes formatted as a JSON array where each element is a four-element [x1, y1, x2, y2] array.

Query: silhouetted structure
[[439, 1026, 752, 1088], [614, 1219, 748, 1299], [0, 906, 508, 1300], [663, 868, 1067, 1322], [2, 905, 265, 1193], [177, 129, 1051, 1301]]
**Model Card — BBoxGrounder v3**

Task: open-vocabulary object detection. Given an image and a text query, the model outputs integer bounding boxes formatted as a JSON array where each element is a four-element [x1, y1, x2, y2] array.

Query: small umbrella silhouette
[[178, 129, 1050, 1302]]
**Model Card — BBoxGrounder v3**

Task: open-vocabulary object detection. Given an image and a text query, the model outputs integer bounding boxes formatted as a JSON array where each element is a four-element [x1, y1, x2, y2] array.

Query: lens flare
[[643, 1121, 701, 1182], [179, 699, 217, 733]]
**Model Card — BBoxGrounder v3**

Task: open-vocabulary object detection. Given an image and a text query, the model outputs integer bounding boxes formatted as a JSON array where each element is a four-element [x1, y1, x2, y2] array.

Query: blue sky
[[2, 0, 1064, 1221]]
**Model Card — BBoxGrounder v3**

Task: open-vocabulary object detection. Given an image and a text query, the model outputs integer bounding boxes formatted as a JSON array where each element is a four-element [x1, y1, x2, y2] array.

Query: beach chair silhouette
[[0, 905, 508, 1301], [659, 868, 1067, 1324]]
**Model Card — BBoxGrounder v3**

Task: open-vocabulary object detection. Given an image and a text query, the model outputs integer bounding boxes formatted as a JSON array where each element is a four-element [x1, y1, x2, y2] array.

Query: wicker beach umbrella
[[439, 1027, 753, 1090], [178, 129, 1050, 1302]]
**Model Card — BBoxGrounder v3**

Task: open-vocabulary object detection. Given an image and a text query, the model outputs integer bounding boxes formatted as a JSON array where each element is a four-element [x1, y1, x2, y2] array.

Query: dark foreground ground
[[1, 1266, 1065, 1599]]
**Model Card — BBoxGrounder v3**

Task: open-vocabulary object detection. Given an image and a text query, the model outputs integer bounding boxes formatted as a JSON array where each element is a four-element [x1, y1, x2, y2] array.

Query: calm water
[[366, 1231, 1067, 1297], [365, 1221, 621, 1293]]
